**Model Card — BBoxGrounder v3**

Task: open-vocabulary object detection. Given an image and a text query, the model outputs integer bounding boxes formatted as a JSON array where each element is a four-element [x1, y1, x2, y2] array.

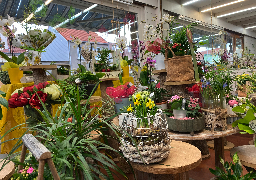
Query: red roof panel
[[57, 28, 108, 44], [1, 48, 26, 54]]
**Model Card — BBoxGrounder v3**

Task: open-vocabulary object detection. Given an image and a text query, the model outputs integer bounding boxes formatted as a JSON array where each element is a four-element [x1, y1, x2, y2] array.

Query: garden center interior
[[1, 0, 256, 179]]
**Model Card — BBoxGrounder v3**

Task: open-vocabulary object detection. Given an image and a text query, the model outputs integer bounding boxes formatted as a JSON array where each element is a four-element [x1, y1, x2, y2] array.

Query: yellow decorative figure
[[8, 68, 23, 84]]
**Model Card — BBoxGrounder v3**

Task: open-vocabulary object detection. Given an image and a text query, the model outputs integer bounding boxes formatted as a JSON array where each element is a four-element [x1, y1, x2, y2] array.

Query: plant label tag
[[249, 120, 256, 132]]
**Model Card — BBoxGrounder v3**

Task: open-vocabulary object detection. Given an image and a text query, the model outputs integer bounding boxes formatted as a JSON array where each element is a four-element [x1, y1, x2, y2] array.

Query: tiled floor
[[115, 133, 254, 180]]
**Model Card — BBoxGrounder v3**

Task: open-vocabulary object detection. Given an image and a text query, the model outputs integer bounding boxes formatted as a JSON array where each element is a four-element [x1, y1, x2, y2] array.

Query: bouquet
[[8, 82, 61, 125], [106, 82, 136, 103]]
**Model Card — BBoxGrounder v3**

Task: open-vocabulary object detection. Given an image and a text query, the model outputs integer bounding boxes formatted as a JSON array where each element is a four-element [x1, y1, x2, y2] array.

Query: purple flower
[[223, 83, 227, 88]]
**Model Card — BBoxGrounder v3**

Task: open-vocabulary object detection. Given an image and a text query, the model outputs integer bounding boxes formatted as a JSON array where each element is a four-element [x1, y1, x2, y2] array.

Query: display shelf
[[164, 80, 196, 86], [19, 65, 57, 71], [152, 69, 166, 74], [207, 140, 235, 150]]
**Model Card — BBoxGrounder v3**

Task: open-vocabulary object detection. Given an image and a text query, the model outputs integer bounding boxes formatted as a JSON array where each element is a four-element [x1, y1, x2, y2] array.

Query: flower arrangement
[[234, 74, 251, 87], [12, 29, 56, 65], [128, 91, 157, 127], [8, 82, 61, 109], [106, 82, 136, 103], [95, 48, 119, 72], [167, 95, 201, 119], [148, 81, 167, 103]]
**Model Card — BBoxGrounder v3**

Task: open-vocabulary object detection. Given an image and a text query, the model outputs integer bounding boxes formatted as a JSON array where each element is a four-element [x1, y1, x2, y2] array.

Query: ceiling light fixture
[[22, 0, 53, 23], [54, 4, 98, 29], [245, 25, 256, 30], [201, 0, 244, 12], [182, 0, 200, 6], [217, 6, 256, 18]]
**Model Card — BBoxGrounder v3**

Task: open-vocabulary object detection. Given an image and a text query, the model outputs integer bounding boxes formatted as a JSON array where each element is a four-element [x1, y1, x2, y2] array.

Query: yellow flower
[[134, 99, 141, 106], [136, 93, 141, 100], [1, 62, 19, 71], [120, 59, 128, 67], [24, 56, 29, 62], [34, 56, 41, 65], [127, 104, 133, 112], [133, 65, 139, 72], [141, 65, 147, 72]]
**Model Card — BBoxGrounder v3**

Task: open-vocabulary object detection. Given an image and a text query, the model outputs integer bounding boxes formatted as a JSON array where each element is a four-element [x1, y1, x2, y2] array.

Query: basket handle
[[165, 46, 176, 59]]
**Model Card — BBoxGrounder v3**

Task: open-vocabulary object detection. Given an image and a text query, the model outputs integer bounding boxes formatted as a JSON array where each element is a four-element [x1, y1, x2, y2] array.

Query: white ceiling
[[180, 0, 256, 31]]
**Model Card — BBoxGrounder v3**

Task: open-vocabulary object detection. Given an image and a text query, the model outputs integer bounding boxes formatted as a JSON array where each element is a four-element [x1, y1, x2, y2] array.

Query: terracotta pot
[[238, 84, 247, 97], [8, 68, 23, 84]]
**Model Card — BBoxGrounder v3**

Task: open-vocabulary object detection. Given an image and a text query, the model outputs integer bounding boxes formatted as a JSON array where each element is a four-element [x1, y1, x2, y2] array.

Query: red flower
[[29, 91, 47, 109], [8, 92, 30, 108], [197, 62, 202, 66], [23, 85, 35, 93], [36, 82, 49, 90], [67, 117, 72, 122], [156, 82, 160, 88]]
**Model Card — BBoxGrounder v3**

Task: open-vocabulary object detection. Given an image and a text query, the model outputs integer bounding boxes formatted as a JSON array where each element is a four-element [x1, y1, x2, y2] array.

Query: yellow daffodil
[[136, 93, 141, 100], [127, 104, 133, 112], [134, 99, 141, 106]]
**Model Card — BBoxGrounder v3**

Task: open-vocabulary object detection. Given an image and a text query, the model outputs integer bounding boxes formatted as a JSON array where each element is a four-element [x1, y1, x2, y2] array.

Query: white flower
[[73, 44, 77, 49], [149, 92, 154, 98], [44, 85, 61, 100], [6, 15, 14, 26], [162, 14, 174, 23], [75, 78, 81, 84], [11, 87, 24, 96], [11, 27, 17, 33], [85, 41, 90, 47], [154, 80, 157, 83], [74, 38, 82, 45], [81, 45, 85, 50], [116, 36, 127, 49], [92, 51, 98, 58], [93, 43, 97, 50]]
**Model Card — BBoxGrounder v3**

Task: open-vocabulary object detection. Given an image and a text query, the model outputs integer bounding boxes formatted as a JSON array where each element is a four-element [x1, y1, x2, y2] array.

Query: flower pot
[[156, 102, 167, 110], [155, 54, 165, 70], [115, 98, 133, 114], [8, 68, 23, 84], [167, 116, 205, 134], [161, 101, 167, 110], [122, 66, 129, 77], [173, 109, 187, 119], [166, 55, 194, 82], [82, 84, 99, 99]]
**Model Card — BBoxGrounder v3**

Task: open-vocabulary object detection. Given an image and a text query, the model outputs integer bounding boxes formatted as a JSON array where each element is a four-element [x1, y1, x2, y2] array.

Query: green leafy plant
[[95, 48, 118, 72], [57, 66, 69, 75], [209, 152, 256, 179], [232, 99, 256, 135], [0, 51, 25, 65]]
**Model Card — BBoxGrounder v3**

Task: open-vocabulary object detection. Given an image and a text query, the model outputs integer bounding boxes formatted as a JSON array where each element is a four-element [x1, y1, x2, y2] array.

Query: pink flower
[[19, 169, 24, 173], [156, 82, 160, 88], [27, 167, 34, 174], [191, 104, 197, 108], [228, 100, 238, 107]]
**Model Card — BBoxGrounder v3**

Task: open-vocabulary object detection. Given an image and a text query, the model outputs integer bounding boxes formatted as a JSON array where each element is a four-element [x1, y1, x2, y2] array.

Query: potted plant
[[94, 47, 121, 78], [57, 65, 69, 80], [106, 82, 136, 113], [234, 73, 251, 97], [148, 81, 168, 109], [209, 152, 256, 179], [166, 95, 204, 135], [120, 91, 171, 164], [60, 64, 104, 102], [0, 52, 25, 84]]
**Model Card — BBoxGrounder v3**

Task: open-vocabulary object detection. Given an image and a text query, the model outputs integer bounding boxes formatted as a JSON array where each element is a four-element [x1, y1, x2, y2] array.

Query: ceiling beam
[[199, 0, 244, 12], [232, 17, 256, 26], [41, 3, 55, 22], [215, 3, 256, 18], [3, 0, 14, 17], [61, 6, 70, 17], [226, 11, 256, 22], [77, 16, 113, 23]]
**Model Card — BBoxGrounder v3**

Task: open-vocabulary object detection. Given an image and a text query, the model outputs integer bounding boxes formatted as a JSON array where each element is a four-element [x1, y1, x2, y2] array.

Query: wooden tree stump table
[[20, 65, 57, 85], [169, 124, 239, 170], [131, 140, 202, 180], [230, 145, 256, 175]]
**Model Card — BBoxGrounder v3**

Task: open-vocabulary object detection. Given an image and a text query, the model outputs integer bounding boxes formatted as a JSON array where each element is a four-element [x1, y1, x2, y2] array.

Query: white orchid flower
[[12, 27, 17, 33], [149, 92, 154, 98], [75, 78, 81, 84], [73, 44, 78, 49], [7, 15, 15, 26]]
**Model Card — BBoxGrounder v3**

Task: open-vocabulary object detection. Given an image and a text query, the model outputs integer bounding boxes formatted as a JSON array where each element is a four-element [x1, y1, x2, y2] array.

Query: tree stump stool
[[131, 140, 202, 180]]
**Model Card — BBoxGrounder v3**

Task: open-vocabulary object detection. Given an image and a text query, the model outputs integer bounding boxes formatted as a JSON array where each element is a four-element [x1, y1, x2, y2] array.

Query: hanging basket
[[165, 47, 194, 82], [81, 50, 91, 62], [119, 110, 171, 164]]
